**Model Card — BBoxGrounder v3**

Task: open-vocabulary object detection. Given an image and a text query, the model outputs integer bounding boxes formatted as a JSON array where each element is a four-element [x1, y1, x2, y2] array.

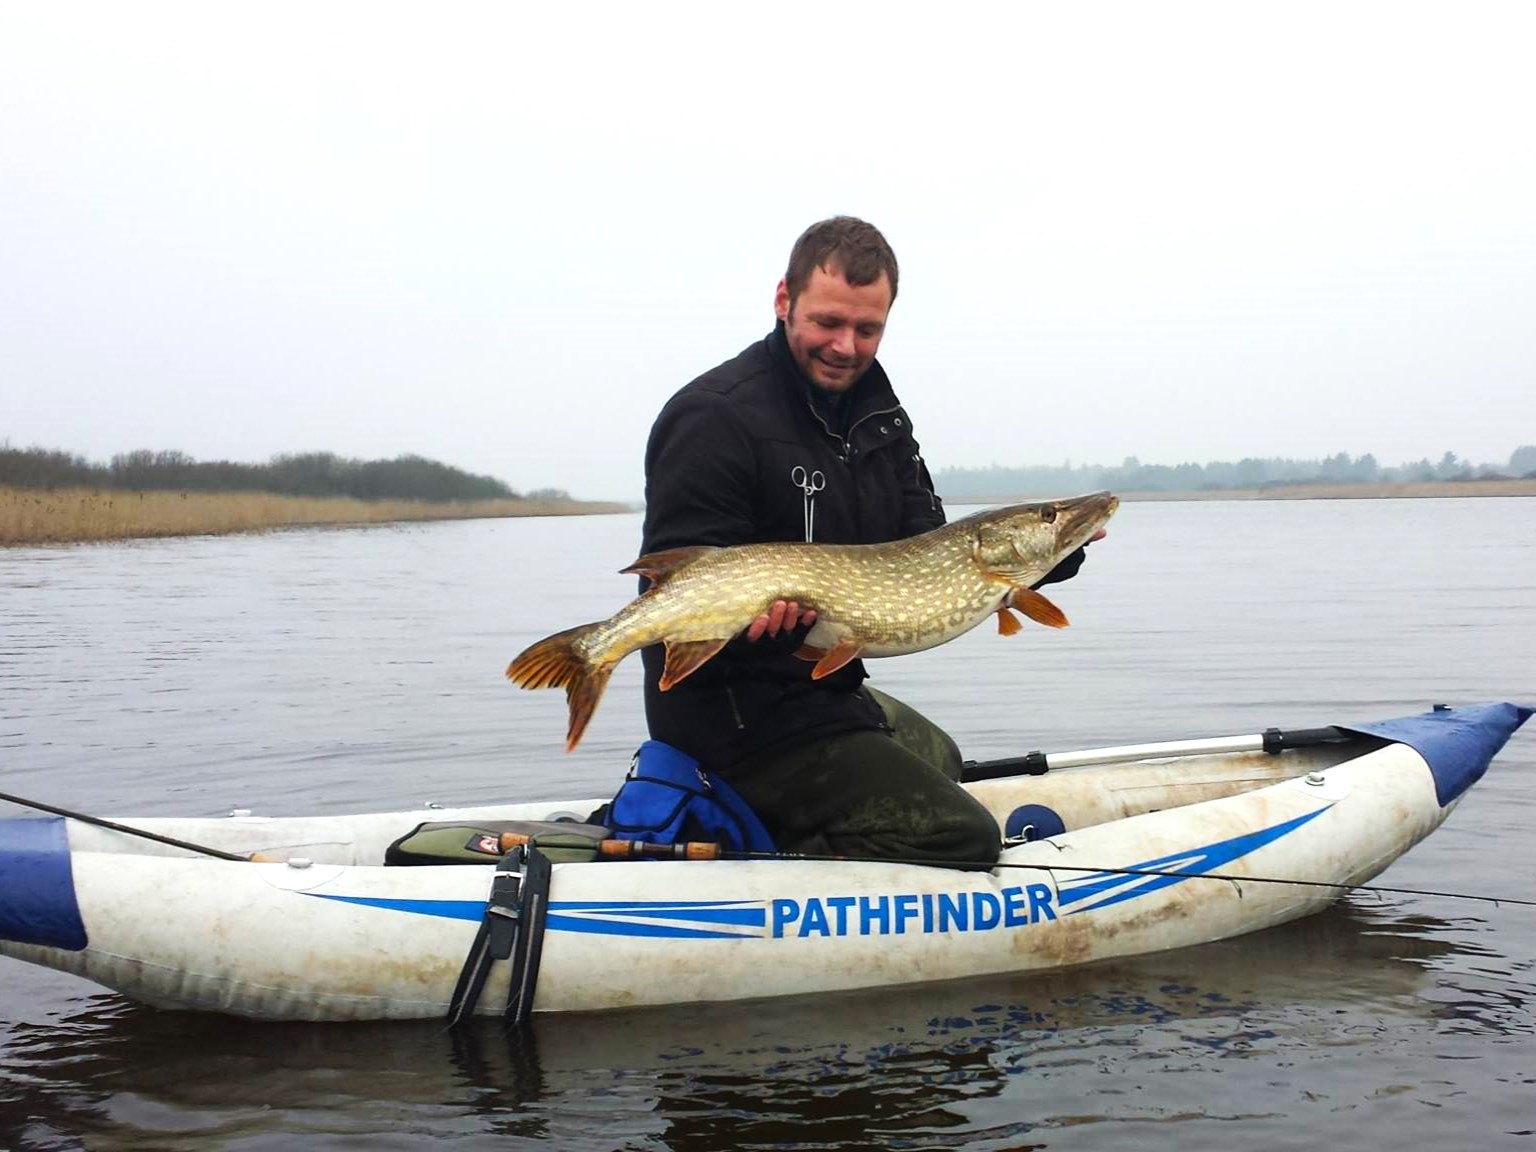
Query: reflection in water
[[0, 903, 1510, 1151]]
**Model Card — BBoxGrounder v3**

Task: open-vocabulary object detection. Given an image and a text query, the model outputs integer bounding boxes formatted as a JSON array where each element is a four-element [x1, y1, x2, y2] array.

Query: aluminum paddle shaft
[[961, 726, 1354, 782]]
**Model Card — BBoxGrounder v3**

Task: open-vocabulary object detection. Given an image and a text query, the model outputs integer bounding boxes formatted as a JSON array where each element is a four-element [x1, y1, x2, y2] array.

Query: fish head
[[970, 491, 1119, 584]]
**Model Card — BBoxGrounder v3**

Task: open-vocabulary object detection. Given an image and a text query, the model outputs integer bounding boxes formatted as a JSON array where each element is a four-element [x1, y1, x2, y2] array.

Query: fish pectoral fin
[[658, 638, 730, 690], [995, 606, 1024, 636], [810, 639, 864, 680], [791, 644, 826, 662], [620, 546, 718, 586], [1007, 586, 1071, 629]]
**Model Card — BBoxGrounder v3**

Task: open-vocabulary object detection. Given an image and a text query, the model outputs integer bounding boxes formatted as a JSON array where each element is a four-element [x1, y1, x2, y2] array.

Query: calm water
[[1, 499, 1533, 1151]]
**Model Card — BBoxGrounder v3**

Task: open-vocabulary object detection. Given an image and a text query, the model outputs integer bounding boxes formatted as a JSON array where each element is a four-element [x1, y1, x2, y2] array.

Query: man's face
[[774, 264, 892, 393]]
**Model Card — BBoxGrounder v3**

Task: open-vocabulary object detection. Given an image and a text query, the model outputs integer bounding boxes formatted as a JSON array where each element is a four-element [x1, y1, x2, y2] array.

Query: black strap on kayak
[[447, 850, 522, 1026], [446, 843, 552, 1027], [505, 843, 552, 1026]]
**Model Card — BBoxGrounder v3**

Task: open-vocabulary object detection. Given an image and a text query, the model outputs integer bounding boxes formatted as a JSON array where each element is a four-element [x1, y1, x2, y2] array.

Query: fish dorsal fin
[[810, 639, 864, 680], [1007, 586, 1070, 629], [995, 606, 1023, 636], [620, 545, 718, 586], [658, 638, 730, 691]]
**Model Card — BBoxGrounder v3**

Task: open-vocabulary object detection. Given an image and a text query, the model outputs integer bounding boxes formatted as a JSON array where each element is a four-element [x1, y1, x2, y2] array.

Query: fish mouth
[[1054, 491, 1119, 544]]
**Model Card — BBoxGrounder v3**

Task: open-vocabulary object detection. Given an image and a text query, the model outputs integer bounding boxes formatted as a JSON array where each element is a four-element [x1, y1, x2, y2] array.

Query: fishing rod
[[987, 861, 1536, 909], [0, 790, 265, 862], [523, 835, 1536, 909], [4, 793, 1528, 909]]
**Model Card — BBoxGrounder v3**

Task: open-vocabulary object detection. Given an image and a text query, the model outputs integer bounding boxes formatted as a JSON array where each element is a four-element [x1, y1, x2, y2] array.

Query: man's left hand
[[1034, 528, 1108, 588]]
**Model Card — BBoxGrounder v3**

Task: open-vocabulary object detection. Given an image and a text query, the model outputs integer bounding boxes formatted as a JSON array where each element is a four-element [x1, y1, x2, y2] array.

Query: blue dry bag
[[605, 741, 777, 854]]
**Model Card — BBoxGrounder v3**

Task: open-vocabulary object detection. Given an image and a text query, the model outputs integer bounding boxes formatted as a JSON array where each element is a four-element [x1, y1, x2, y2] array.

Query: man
[[639, 217, 1093, 868]]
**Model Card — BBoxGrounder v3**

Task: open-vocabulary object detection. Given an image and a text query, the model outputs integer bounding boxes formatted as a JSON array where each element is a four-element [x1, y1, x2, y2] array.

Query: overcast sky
[[2, 3, 1532, 500]]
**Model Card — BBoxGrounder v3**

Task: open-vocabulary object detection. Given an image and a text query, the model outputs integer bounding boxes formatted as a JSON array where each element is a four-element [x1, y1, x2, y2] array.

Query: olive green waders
[[713, 688, 1001, 869]]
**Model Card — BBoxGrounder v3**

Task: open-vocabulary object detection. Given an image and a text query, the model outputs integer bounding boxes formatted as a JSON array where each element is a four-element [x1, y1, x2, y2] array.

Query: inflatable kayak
[[0, 702, 1528, 1022]]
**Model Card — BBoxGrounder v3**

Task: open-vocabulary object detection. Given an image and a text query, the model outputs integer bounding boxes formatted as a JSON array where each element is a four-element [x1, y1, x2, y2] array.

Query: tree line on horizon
[[933, 447, 1536, 499], [0, 446, 563, 503]]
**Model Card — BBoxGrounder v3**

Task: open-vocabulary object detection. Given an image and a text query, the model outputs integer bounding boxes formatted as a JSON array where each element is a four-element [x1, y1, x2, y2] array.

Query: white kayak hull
[[1, 702, 1528, 1021]]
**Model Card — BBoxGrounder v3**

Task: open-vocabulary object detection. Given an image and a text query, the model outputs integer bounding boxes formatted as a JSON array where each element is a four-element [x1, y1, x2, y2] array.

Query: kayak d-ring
[[1005, 804, 1066, 843], [446, 843, 552, 1027]]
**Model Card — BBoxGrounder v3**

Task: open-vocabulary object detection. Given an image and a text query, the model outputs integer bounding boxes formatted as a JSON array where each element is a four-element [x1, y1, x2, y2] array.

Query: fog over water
[[3, 4, 1534, 501]]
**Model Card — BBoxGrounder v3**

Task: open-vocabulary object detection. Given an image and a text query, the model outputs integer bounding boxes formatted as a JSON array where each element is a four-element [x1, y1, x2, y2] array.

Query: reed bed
[[1, 487, 632, 546]]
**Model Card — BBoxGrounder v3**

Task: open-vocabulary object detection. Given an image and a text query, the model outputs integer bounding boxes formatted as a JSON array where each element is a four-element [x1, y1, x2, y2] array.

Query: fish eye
[[1041, 505, 1057, 523]]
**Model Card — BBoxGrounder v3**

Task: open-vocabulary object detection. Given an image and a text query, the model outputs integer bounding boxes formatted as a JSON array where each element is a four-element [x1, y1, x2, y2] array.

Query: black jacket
[[639, 324, 946, 769]]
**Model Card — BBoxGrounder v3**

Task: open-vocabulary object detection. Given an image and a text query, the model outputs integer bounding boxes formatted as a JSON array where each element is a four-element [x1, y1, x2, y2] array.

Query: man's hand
[[1034, 527, 1109, 588], [746, 600, 817, 642]]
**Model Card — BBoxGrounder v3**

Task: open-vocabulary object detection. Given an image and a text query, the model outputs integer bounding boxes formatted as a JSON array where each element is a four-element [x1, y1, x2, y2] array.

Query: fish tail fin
[[506, 625, 595, 690], [506, 625, 614, 752], [562, 661, 615, 752]]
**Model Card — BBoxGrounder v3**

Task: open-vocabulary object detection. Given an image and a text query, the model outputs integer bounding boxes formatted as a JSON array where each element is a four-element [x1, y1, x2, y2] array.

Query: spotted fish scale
[[508, 492, 1118, 750]]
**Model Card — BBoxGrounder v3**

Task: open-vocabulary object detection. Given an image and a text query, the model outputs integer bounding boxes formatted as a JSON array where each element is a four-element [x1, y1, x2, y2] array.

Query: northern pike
[[507, 491, 1118, 751]]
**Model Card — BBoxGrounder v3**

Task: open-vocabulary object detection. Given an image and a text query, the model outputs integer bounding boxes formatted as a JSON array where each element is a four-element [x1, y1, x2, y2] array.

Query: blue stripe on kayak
[[1058, 806, 1332, 914], [307, 894, 488, 921], [548, 901, 766, 927], [1340, 701, 1532, 808], [0, 818, 88, 951], [545, 913, 760, 939], [304, 893, 768, 934]]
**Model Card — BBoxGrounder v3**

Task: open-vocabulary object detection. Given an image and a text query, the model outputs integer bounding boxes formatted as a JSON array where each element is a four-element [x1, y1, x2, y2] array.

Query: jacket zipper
[[829, 401, 940, 512], [804, 400, 849, 462], [800, 401, 849, 541], [806, 400, 901, 460], [846, 402, 900, 440]]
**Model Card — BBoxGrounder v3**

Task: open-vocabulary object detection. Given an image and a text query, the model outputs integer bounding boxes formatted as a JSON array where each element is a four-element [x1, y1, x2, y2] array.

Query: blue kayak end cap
[[1339, 701, 1533, 808], [0, 817, 88, 951]]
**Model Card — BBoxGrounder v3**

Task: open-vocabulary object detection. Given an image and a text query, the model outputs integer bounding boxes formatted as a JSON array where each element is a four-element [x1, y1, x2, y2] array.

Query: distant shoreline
[[9, 478, 1533, 546], [959, 479, 1536, 504], [1, 486, 634, 546]]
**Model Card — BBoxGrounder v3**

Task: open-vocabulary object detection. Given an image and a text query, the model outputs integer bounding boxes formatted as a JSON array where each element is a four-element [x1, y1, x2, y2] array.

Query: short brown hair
[[784, 216, 899, 307]]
